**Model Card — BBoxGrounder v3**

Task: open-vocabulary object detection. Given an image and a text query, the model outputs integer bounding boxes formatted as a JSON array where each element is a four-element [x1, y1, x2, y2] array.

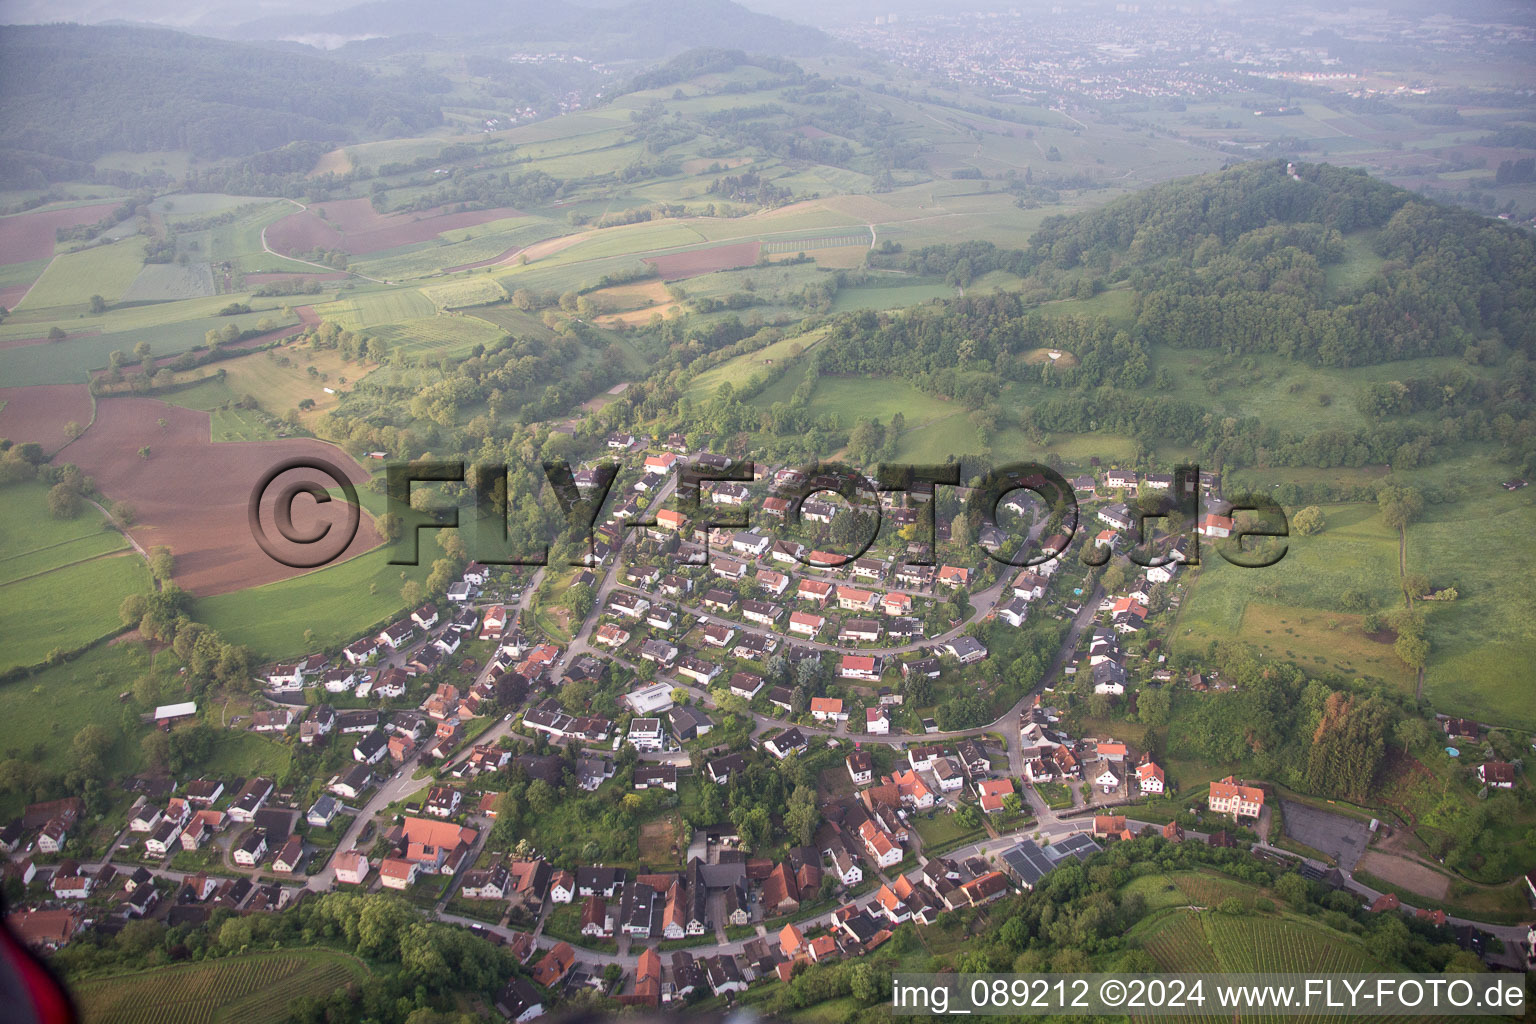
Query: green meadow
[[0, 482, 149, 672]]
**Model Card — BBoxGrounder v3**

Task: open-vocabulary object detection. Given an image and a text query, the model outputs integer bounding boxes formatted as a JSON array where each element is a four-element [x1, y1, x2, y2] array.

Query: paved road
[[307, 568, 545, 889]]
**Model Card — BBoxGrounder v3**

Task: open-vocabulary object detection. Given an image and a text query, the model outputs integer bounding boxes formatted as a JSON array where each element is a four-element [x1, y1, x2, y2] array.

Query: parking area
[[1281, 799, 1370, 871]]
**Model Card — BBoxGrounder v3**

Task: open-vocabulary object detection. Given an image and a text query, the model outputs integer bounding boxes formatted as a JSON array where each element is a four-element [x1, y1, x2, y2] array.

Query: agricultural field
[[419, 275, 508, 310], [312, 287, 437, 331], [120, 262, 216, 303], [0, 480, 149, 672], [1133, 904, 1386, 975], [0, 383, 94, 452], [14, 239, 146, 310], [1174, 504, 1408, 671], [364, 314, 506, 357], [192, 525, 450, 659], [71, 949, 369, 1024], [0, 200, 123, 265], [264, 198, 524, 259], [0, 552, 149, 672], [0, 303, 304, 387], [62, 397, 382, 597]]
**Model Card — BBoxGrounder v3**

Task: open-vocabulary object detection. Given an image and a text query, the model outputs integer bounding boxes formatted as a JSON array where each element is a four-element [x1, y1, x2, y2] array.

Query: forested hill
[[0, 24, 441, 164], [1022, 160, 1536, 363], [867, 160, 1536, 369], [234, 0, 836, 58], [759, 161, 1536, 478]]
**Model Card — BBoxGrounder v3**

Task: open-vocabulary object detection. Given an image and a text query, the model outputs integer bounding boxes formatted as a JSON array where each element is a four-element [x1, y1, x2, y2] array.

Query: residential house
[[943, 636, 987, 664], [1196, 513, 1234, 538], [839, 655, 880, 681], [1136, 759, 1166, 794], [810, 697, 847, 723], [937, 565, 970, 588], [666, 705, 713, 742], [763, 728, 808, 760], [1208, 776, 1264, 819], [839, 618, 881, 644], [1478, 762, 1516, 789], [627, 718, 666, 753], [707, 754, 746, 785], [846, 751, 874, 786], [788, 611, 825, 638], [233, 829, 269, 867], [273, 835, 305, 874], [228, 778, 274, 823]]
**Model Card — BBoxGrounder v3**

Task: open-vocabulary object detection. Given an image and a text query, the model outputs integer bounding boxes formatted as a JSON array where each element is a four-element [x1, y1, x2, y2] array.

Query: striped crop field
[[760, 229, 872, 254], [71, 949, 368, 1024]]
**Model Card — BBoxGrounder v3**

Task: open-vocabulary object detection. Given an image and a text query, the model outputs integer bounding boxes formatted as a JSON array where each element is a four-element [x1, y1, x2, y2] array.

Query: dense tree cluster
[[0, 25, 440, 183]]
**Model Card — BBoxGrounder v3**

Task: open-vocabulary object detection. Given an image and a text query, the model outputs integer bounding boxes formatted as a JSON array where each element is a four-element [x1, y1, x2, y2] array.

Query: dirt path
[[1357, 850, 1449, 900]]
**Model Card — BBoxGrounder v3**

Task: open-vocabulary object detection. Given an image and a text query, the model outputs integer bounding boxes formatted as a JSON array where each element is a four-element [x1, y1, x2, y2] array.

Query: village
[[6, 439, 1533, 1013]]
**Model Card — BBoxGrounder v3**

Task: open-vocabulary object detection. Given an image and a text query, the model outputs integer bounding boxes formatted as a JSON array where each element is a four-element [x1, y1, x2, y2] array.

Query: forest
[[0, 25, 442, 181], [622, 162, 1536, 479]]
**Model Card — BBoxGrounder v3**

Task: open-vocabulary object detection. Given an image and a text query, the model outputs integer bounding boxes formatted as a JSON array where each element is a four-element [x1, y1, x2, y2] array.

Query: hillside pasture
[[150, 193, 273, 217], [827, 280, 954, 312], [308, 147, 353, 177], [468, 304, 559, 341], [0, 552, 148, 672], [0, 305, 304, 387], [197, 343, 375, 427], [156, 377, 280, 443], [0, 481, 129, 584], [1411, 500, 1536, 727], [1174, 503, 1409, 687], [352, 216, 558, 279], [0, 481, 148, 671], [171, 201, 297, 268], [683, 328, 827, 400]]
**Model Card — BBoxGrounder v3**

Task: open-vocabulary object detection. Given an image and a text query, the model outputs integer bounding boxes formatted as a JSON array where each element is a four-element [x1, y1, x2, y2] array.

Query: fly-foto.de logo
[[248, 457, 1289, 571]]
